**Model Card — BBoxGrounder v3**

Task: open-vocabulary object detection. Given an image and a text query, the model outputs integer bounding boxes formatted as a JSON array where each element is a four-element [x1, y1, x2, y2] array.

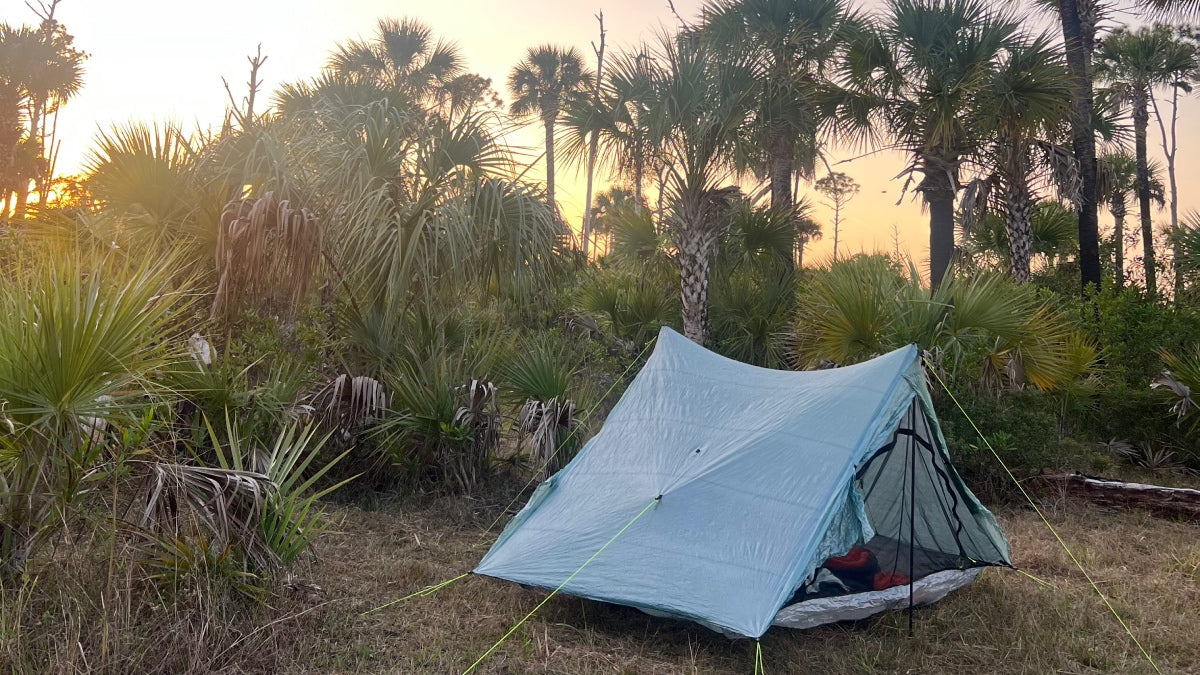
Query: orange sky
[[17, 0, 1200, 265]]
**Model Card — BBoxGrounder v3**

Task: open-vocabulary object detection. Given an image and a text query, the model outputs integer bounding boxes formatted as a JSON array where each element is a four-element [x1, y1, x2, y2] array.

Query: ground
[[271, 485, 1200, 674]]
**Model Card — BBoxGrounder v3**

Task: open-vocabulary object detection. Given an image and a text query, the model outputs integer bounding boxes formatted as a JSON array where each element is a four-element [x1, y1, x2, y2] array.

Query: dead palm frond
[[449, 377, 502, 490], [310, 374, 388, 442], [516, 397, 578, 478], [211, 191, 320, 320], [131, 460, 276, 570]]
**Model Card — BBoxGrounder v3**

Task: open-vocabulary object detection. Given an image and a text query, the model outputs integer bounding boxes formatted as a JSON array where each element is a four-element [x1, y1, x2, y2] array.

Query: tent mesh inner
[[795, 400, 1008, 601]]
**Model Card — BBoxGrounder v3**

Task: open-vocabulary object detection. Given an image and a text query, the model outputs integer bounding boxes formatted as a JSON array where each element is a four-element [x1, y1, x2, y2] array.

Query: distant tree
[[1146, 25, 1198, 298], [1097, 151, 1165, 286], [508, 45, 590, 216], [0, 2, 86, 220], [702, 0, 862, 270], [560, 48, 658, 217], [814, 171, 858, 260], [1097, 24, 1196, 296]]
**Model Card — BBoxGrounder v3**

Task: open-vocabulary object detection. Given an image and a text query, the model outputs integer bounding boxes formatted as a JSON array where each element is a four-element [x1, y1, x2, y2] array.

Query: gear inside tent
[[475, 327, 1010, 638]]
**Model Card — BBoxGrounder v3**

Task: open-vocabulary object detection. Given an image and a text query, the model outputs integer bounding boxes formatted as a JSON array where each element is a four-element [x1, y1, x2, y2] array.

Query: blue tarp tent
[[475, 327, 1010, 638]]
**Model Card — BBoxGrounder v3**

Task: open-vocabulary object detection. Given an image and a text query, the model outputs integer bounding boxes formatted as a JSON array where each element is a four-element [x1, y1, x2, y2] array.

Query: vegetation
[[0, 0, 1199, 672]]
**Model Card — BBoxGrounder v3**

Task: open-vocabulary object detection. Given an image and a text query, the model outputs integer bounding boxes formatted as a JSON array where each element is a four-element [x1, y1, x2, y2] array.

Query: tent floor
[[772, 568, 983, 630]]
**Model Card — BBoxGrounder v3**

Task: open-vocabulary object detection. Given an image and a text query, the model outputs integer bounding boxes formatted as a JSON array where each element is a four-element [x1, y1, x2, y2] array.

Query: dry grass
[[4, 482, 1198, 674], [286, 487, 1200, 674]]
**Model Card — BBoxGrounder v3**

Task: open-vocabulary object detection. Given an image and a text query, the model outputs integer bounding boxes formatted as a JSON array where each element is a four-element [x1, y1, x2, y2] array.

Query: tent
[[475, 327, 1011, 638]]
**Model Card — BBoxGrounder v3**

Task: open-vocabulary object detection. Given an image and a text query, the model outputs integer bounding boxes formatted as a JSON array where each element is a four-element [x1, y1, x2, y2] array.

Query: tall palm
[[647, 33, 753, 345], [329, 18, 462, 108], [0, 20, 84, 219], [1097, 151, 1164, 285], [508, 45, 590, 215], [1096, 25, 1195, 296], [560, 49, 658, 217], [833, 0, 1018, 286], [1044, 0, 1105, 291], [701, 0, 860, 269], [974, 36, 1073, 283]]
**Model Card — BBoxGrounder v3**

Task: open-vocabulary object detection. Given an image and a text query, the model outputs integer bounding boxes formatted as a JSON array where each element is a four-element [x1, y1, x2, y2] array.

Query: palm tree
[[1097, 151, 1164, 285], [1038, 0, 1105, 291], [646, 33, 753, 345], [701, 0, 860, 269], [329, 18, 462, 108], [0, 18, 84, 219], [832, 0, 1018, 287], [973, 36, 1073, 283], [1097, 25, 1195, 296], [508, 45, 590, 216], [560, 48, 661, 221]]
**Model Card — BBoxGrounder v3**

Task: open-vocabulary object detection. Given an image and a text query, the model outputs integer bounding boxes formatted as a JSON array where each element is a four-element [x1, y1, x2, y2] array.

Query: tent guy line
[[462, 495, 663, 675], [478, 335, 660, 539], [923, 359, 1161, 674]]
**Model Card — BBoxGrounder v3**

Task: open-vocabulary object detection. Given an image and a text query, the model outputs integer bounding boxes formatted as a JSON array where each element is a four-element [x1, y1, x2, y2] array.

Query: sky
[[12, 0, 1200, 265]]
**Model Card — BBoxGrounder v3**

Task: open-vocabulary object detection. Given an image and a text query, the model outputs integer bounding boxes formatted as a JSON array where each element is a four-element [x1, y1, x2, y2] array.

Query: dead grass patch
[[286, 491, 1200, 674], [4, 483, 1198, 674]]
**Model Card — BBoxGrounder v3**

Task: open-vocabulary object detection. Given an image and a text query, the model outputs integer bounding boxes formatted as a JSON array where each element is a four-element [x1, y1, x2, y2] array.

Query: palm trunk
[[925, 167, 957, 289], [677, 243, 712, 346], [673, 191, 731, 346], [1006, 180, 1035, 284], [582, 130, 599, 259], [1058, 0, 1102, 291], [633, 157, 645, 215], [768, 122, 795, 272], [832, 202, 841, 261], [543, 117, 557, 221], [676, 217, 718, 346], [1112, 198, 1126, 287], [1133, 88, 1156, 297]]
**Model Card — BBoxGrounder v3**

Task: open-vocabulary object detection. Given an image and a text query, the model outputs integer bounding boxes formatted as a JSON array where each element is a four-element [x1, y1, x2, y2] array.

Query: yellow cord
[[480, 335, 659, 538], [754, 640, 765, 674], [926, 361, 1160, 673], [359, 572, 470, 616], [463, 496, 661, 674]]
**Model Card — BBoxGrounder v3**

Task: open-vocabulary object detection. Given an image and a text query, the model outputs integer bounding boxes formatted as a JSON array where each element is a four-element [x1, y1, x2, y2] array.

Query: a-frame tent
[[475, 327, 1011, 638]]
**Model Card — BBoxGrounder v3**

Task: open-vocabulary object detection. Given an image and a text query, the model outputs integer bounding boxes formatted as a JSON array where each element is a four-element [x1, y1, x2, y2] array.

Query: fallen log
[[1037, 472, 1200, 522]]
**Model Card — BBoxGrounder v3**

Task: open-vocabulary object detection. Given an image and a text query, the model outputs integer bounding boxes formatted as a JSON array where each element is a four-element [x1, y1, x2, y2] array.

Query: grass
[[3, 479, 1199, 673], [290, 484, 1199, 674]]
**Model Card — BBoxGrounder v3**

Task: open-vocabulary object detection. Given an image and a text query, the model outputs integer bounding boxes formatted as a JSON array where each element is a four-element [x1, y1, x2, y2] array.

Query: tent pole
[[908, 406, 917, 637]]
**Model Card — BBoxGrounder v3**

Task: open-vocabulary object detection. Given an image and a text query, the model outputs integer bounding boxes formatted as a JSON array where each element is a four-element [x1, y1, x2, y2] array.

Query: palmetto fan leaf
[[0, 250, 189, 576], [792, 255, 1087, 390], [503, 340, 582, 477], [84, 122, 199, 225]]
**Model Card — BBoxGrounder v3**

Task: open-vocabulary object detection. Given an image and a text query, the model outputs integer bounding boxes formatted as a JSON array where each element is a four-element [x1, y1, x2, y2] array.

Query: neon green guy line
[[360, 572, 471, 616], [479, 335, 659, 539], [463, 496, 661, 674], [925, 360, 1160, 674]]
